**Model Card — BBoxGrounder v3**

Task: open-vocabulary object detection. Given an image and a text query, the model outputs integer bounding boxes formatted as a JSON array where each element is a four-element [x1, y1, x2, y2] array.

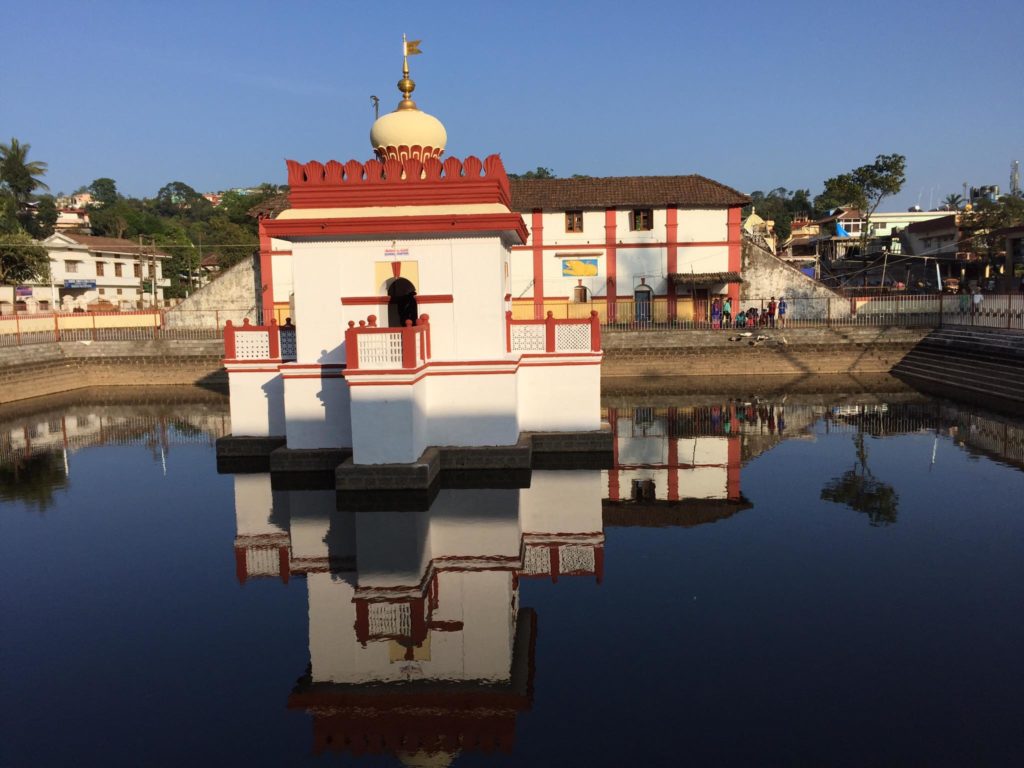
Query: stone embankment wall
[[163, 256, 259, 328], [602, 326, 930, 379], [3, 327, 929, 404], [0, 340, 225, 404]]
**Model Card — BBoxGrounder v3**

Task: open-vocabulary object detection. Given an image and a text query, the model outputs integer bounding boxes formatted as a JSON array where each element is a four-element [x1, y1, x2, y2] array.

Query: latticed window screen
[[235, 331, 271, 359], [555, 323, 590, 351], [368, 602, 411, 637], [244, 546, 281, 577], [279, 329, 296, 359], [523, 545, 551, 574], [559, 545, 596, 573], [511, 324, 546, 351], [358, 332, 403, 367]]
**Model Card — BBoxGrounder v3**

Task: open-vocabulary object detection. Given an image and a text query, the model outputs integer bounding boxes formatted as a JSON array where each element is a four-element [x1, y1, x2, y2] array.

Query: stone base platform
[[217, 428, 612, 509]]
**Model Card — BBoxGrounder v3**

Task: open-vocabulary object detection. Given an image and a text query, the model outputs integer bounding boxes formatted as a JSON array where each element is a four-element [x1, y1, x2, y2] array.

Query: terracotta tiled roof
[[668, 271, 744, 286], [905, 214, 958, 234], [53, 233, 170, 257], [508, 175, 749, 211], [257, 176, 749, 218]]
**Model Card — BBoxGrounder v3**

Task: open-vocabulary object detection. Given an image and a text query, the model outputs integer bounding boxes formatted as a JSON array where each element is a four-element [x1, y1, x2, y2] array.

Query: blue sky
[[4, 0, 1021, 210]]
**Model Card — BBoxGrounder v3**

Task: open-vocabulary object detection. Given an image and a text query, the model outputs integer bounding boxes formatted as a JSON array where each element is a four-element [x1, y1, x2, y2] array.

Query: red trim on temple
[[727, 206, 742, 306], [666, 208, 678, 320], [258, 222, 274, 324], [341, 294, 453, 306], [263, 213, 528, 244]]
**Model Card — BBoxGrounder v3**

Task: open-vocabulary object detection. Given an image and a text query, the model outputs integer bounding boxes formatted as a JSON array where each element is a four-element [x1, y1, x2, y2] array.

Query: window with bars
[[95, 261, 105, 276], [630, 209, 653, 231], [133, 264, 142, 278], [65, 261, 79, 273], [565, 210, 583, 233], [115, 263, 123, 277]]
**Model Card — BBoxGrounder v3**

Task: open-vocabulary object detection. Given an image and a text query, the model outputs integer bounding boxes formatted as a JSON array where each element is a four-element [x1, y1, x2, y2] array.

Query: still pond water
[[2, 389, 1023, 767]]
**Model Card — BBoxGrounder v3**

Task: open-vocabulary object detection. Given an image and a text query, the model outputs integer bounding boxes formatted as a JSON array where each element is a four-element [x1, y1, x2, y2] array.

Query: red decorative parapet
[[224, 318, 297, 362], [284, 154, 512, 210], [507, 311, 601, 354], [344, 314, 431, 371]]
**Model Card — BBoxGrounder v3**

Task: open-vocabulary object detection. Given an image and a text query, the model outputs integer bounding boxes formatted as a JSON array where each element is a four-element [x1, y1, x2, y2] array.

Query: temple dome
[[370, 106, 447, 162]]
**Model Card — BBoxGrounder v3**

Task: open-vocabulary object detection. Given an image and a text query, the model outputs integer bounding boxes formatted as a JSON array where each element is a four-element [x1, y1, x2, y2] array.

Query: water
[[2, 389, 1023, 766]]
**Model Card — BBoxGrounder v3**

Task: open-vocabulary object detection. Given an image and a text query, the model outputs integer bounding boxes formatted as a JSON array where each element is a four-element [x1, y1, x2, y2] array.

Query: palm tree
[[0, 137, 49, 205], [942, 193, 964, 211], [820, 432, 899, 526]]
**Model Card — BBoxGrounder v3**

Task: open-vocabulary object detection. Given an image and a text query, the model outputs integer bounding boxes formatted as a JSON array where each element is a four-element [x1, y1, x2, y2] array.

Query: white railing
[[507, 310, 601, 353], [356, 331, 404, 368]]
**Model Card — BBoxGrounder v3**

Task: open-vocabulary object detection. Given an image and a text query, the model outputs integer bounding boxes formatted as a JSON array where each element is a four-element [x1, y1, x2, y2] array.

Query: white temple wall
[[306, 571, 371, 683], [227, 370, 283, 436], [516, 363, 600, 432], [680, 466, 728, 499], [422, 372, 519, 449], [349, 381, 424, 464], [288, 489, 336, 560], [283, 375, 352, 449], [290, 244, 349, 364], [449, 238, 509, 359]]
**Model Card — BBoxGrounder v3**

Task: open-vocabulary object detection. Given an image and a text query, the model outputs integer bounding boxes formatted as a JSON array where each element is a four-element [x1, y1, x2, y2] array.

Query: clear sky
[[4, 0, 1022, 210]]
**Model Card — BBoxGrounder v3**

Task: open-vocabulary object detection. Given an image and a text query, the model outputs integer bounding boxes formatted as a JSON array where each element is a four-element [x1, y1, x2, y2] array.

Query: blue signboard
[[63, 279, 96, 289]]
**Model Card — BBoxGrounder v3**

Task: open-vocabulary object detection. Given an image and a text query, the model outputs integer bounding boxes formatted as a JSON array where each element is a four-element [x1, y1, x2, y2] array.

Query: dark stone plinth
[[336, 485, 441, 512], [528, 428, 613, 454], [335, 447, 441, 491], [216, 435, 286, 473], [533, 450, 614, 470], [270, 446, 352, 473], [441, 468, 533, 489], [438, 435, 532, 470]]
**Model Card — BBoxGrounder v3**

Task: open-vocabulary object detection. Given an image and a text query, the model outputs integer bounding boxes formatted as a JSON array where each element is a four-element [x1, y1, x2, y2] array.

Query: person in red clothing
[[767, 297, 777, 328]]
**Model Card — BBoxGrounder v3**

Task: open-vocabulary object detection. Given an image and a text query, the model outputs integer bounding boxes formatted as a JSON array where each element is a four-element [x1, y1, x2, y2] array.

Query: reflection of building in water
[[0, 395, 230, 510], [230, 471, 604, 760]]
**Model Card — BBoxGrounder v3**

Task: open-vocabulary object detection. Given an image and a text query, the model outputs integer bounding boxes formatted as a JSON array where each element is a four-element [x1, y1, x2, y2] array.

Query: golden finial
[[398, 33, 422, 111]]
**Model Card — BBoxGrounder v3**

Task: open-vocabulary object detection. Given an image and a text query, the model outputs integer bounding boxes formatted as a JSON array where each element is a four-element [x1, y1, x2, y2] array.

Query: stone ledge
[[336, 447, 441, 491], [271, 446, 353, 473]]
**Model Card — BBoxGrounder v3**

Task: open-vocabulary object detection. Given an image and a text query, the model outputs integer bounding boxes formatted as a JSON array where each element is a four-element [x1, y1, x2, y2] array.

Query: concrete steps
[[893, 327, 1024, 407]]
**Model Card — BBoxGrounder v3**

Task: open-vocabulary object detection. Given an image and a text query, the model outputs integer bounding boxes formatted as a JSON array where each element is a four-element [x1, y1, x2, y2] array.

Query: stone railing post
[[267, 318, 280, 360], [402, 320, 418, 368], [505, 310, 512, 353], [224, 320, 236, 358], [545, 311, 556, 353], [345, 321, 360, 370], [590, 310, 601, 351]]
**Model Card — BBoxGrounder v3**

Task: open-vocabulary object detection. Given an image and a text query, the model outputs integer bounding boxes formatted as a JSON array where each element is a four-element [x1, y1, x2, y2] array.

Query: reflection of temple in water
[[232, 471, 604, 760]]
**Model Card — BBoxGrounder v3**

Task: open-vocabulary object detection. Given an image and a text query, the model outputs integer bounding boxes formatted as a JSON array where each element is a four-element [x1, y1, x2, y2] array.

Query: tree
[[27, 196, 57, 238], [821, 432, 899, 526], [0, 231, 50, 285], [88, 177, 120, 207], [152, 181, 211, 220], [509, 167, 556, 180], [942, 193, 964, 211], [813, 173, 866, 217], [0, 138, 49, 205]]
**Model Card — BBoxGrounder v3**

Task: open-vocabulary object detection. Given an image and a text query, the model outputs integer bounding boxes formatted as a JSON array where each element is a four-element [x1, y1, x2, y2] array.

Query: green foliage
[[28, 196, 57, 238], [153, 181, 212, 220], [964, 195, 1024, 259], [942, 193, 964, 211], [0, 230, 50, 285], [88, 177, 119, 207], [0, 452, 68, 512], [509, 167, 556, 180], [0, 137, 49, 205], [813, 173, 866, 217], [745, 187, 813, 243]]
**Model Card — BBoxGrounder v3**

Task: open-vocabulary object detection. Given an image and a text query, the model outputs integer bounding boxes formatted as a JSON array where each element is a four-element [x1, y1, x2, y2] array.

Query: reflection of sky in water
[[1, 395, 1023, 765]]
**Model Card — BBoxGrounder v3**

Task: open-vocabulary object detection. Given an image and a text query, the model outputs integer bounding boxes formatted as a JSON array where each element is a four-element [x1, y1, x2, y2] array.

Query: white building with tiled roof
[[507, 176, 749, 324], [34, 232, 171, 310]]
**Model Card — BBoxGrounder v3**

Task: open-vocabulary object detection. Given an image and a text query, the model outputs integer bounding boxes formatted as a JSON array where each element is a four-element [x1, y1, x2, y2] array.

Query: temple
[[219, 43, 607, 485]]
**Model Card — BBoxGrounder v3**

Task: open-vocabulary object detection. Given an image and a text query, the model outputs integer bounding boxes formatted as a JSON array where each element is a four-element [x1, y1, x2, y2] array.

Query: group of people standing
[[709, 296, 787, 329]]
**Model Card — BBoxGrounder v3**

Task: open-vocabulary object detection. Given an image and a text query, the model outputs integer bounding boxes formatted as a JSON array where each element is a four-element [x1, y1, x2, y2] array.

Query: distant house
[[54, 208, 91, 232], [27, 232, 172, 311]]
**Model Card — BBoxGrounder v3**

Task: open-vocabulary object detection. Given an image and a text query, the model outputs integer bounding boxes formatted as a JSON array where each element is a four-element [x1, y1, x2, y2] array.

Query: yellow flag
[[405, 39, 423, 56]]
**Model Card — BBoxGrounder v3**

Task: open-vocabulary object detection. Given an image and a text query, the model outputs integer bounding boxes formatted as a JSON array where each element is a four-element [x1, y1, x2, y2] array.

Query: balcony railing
[[223, 318, 296, 361], [344, 314, 431, 371], [507, 310, 601, 353]]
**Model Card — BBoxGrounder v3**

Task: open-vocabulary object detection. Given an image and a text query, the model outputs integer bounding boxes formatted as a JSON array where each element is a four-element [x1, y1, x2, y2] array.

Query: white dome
[[370, 107, 447, 161]]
